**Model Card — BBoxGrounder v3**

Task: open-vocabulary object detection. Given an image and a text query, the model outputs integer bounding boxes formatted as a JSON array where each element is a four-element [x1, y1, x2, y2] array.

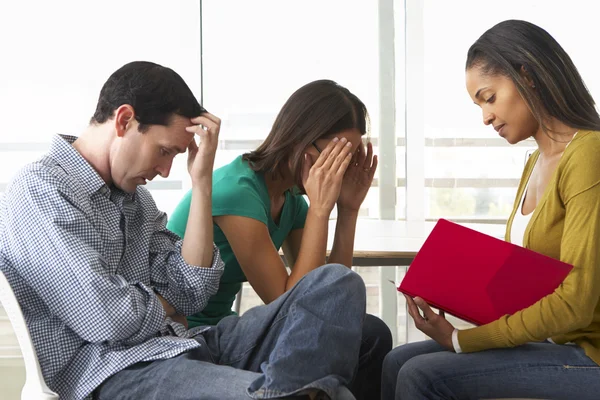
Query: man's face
[[110, 114, 194, 193]]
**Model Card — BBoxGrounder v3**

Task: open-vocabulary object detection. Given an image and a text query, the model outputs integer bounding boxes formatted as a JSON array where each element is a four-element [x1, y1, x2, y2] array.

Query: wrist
[[308, 207, 332, 220], [191, 178, 213, 193], [337, 207, 359, 217], [157, 294, 176, 317]]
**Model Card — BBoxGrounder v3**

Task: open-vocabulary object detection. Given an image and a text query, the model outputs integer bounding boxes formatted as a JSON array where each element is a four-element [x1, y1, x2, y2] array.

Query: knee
[[383, 345, 416, 371], [396, 356, 435, 394], [382, 349, 404, 396], [363, 314, 393, 358], [313, 262, 352, 279], [382, 345, 427, 388], [310, 264, 366, 308], [314, 264, 365, 293]]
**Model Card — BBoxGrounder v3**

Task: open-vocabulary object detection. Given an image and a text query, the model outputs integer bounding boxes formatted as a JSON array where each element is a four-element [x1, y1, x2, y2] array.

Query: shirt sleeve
[[212, 176, 269, 224], [3, 167, 166, 345], [452, 329, 462, 353], [168, 178, 269, 240], [149, 207, 224, 316]]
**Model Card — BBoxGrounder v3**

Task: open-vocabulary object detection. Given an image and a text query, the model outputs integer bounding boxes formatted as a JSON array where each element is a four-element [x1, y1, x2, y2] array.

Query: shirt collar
[[47, 135, 135, 201]]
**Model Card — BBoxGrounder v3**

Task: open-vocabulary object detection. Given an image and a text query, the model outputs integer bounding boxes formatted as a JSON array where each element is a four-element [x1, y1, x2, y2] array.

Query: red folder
[[398, 219, 572, 326]]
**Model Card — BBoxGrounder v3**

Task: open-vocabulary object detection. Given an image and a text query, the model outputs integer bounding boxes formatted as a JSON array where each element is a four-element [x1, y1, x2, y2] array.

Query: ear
[[519, 65, 536, 89], [114, 105, 136, 138]]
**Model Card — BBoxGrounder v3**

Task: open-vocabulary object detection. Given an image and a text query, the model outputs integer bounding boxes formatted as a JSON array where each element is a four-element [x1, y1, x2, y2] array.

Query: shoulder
[[561, 131, 600, 173], [213, 157, 265, 201], [6, 156, 77, 205], [558, 130, 600, 198], [2, 158, 89, 229], [212, 157, 269, 221]]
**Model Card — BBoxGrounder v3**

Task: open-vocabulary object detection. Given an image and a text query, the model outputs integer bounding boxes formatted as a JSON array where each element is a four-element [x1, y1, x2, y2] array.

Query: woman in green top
[[382, 20, 600, 400], [168, 80, 392, 400]]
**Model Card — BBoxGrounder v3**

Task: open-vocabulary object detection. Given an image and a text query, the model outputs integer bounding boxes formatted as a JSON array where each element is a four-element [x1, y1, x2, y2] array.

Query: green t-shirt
[[167, 156, 309, 327]]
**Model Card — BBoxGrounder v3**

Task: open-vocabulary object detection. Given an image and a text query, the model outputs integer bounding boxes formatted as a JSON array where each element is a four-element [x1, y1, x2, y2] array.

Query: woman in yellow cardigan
[[381, 19, 600, 400]]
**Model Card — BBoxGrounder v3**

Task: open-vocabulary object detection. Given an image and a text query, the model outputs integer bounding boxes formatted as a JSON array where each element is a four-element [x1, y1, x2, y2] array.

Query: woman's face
[[466, 65, 539, 144]]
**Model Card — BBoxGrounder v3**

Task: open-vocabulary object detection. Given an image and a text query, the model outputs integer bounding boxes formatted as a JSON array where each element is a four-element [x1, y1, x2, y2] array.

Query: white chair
[[0, 270, 59, 399]]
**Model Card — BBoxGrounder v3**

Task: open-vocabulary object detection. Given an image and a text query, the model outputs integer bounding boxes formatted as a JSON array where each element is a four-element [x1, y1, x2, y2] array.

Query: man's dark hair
[[90, 61, 206, 132]]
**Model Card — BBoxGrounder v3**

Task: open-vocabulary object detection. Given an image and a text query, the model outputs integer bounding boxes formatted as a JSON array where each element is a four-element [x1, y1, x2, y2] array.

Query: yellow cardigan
[[457, 130, 600, 365]]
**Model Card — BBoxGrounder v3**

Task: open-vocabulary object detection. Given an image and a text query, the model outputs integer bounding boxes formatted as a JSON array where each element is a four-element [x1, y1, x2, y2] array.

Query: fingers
[[414, 297, 437, 322], [185, 125, 203, 134], [322, 139, 352, 172], [187, 136, 198, 162], [313, 137, 352, 170], [368, 155, 378, 181], [185, 119, 217, 134], [190, 112, 221, 126], [354, 141, 367, 168], [187, 113, 221, 136], [348, 141, 377, 179], [362, 141, 373, 169], [404, 294, 422, 322], [187, 136, 198, 153], [336, 151, 353, 177], [194, 112, 221, 126], [331, 140, 353, 174], [405, 294, 441, 329]]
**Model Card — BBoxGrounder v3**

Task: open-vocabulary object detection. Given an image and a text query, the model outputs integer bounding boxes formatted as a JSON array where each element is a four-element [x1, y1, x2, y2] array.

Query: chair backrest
[[0, 270, 59, 399]]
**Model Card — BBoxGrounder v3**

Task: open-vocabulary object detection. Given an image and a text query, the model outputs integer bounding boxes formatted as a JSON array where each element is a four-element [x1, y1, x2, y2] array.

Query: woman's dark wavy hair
[[243, 79, 369, 190]]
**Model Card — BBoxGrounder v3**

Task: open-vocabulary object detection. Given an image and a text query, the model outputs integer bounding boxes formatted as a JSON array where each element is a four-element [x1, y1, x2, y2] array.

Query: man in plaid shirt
[[0, 62, 367, 400]]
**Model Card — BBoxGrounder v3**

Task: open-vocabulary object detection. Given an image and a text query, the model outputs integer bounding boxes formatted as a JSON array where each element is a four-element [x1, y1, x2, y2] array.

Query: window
[[416, 0, 600, 224], [203, 0, 387, 218], [0, 0, 202, 214]]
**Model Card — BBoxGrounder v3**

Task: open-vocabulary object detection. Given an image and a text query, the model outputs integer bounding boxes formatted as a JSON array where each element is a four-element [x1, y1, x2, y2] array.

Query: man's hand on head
[[185, 112, 221, 186]]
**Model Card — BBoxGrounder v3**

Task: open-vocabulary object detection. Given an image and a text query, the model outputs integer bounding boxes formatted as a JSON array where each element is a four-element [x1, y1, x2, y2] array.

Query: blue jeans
[[381, 339, 600, 400], [95, 264, 366, 399]]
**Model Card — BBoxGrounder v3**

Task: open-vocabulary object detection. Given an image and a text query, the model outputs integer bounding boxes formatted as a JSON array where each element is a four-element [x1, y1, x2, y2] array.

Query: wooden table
[[327, 219, 505, 266], [326, 219, 505, 343]]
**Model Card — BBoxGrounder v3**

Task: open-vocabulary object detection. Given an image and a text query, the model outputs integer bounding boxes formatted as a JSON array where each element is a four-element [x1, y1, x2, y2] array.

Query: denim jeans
[[381, 339, 600, 400], [95, 264, 366, 400]]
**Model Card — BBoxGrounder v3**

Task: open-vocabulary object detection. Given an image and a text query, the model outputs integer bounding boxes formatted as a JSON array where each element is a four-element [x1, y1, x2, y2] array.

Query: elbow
[[181, 298, 208, 316], [573, 310, 595, 330], [74, 303, 157, 343], [77, 319, 139, 343], [564, 301, 595, 331], [177, 283, 220, 316], [264, 282, 289, 304], [254, 283, 285, 305]]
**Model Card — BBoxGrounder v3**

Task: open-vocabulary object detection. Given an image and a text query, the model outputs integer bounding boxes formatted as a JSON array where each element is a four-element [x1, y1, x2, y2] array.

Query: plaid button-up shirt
[[0, 135, 224, 400]]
